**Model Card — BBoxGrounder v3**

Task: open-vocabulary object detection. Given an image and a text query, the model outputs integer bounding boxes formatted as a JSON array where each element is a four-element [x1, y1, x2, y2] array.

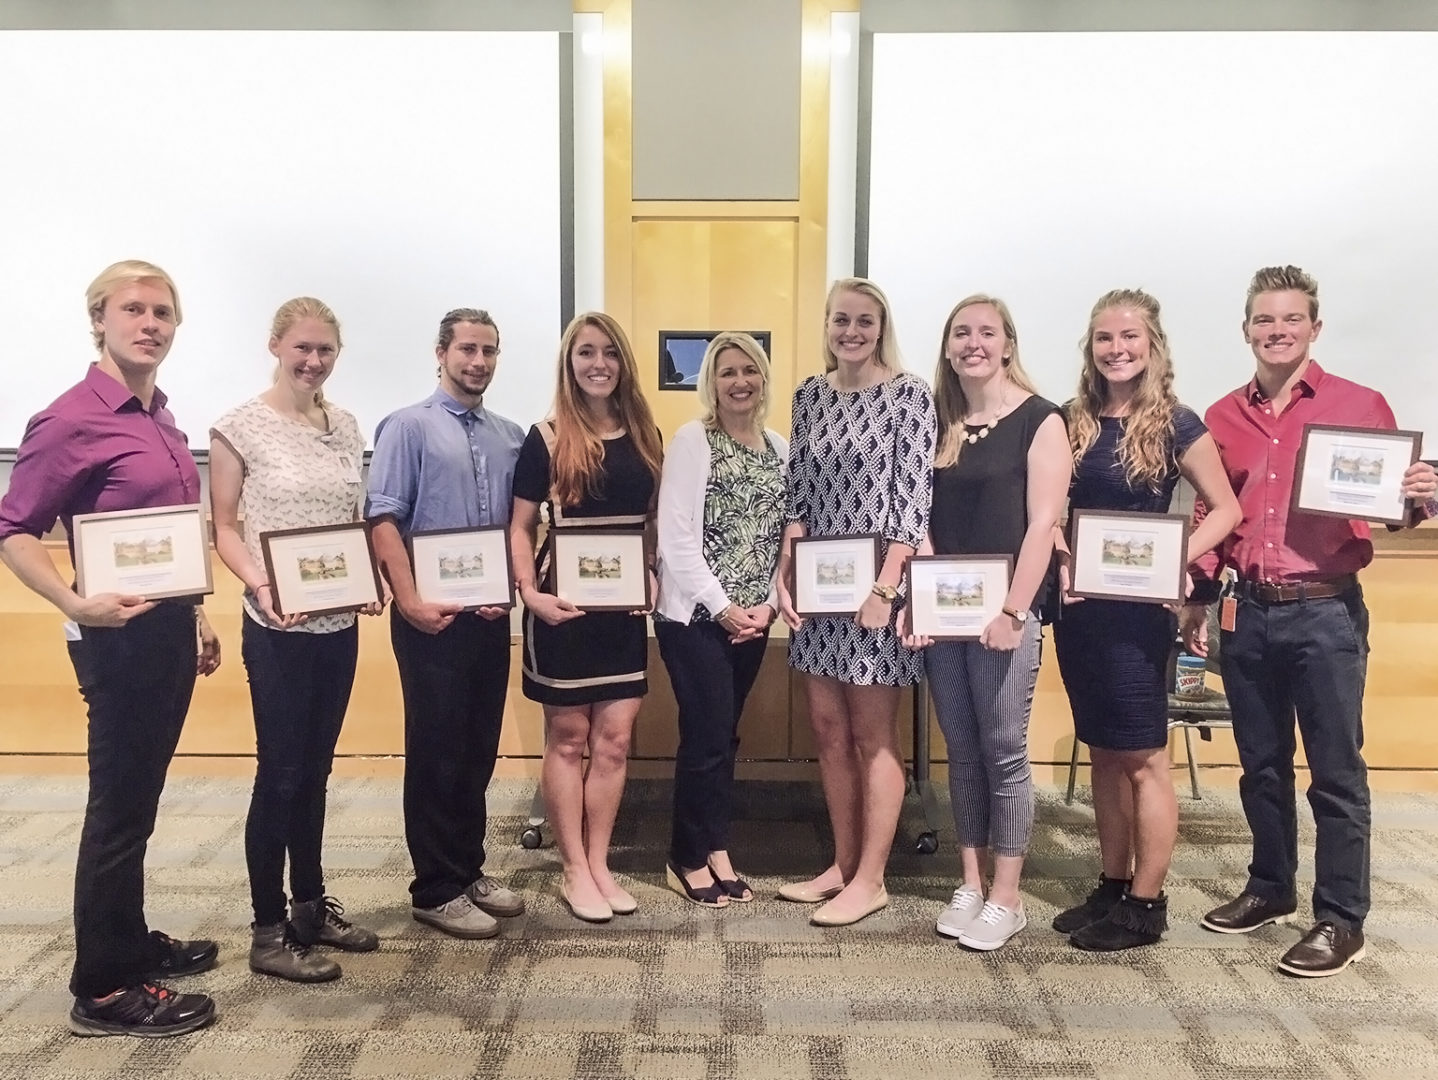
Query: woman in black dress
[[510, 312, 664, 923], [1052, 289, 1239, 950]]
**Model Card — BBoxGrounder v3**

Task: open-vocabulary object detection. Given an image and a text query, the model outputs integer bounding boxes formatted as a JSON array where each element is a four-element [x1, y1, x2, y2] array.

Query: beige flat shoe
[[777, 880, 845, 904], [810, 886, 889, 927], [560, 884, 613, 924]]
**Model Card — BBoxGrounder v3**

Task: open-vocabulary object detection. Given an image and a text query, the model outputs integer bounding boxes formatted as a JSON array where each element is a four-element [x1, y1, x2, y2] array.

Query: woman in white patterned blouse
[[210, 298, 383, 983]]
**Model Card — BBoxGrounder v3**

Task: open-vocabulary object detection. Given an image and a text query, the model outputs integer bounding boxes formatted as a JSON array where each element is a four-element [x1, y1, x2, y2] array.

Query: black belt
[[1232, 575, 1356, 605]]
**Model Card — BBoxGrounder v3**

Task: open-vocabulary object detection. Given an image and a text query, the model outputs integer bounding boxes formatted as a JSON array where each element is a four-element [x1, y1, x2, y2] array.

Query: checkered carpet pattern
[[1, 775, 1436, 1079]]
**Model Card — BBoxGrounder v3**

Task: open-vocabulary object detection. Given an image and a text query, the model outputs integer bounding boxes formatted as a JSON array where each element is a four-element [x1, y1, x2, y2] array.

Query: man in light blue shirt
[[366, 309, 527, 940]]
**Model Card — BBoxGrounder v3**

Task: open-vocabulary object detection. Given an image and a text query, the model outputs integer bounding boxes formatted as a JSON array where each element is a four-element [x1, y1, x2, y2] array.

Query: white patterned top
[[211, 397, 366, 633]]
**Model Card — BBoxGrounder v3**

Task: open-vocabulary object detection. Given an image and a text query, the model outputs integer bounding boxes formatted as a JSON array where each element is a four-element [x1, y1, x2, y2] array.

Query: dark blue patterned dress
[[785, 372, 936, 686], [1054, 406, 1206, 750]]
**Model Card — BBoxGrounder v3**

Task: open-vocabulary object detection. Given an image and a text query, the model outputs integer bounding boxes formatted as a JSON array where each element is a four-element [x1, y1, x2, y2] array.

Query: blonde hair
[[85, 260, 182, 351], [548, 312, 664, 508], [1068, 289, 1179, 492], [269, 297, 342, 406], [697, 332, 772, 435], [1245, 264, 1320, 321], [932, 294, 1038, 469], [822, 277, 903, 373]]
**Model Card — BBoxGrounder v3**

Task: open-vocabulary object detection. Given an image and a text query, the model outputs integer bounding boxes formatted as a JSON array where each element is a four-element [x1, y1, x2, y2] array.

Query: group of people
[[0, 260, 1433, 1040]]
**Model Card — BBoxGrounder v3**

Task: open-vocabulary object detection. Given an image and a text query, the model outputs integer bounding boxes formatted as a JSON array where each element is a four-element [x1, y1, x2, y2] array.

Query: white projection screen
[[868, 32, 1437, 448], [0, 31, 562, 449]]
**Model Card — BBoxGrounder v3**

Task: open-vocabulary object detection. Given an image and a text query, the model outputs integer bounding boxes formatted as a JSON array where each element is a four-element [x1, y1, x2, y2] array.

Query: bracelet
[[254, 583, 271, 594]]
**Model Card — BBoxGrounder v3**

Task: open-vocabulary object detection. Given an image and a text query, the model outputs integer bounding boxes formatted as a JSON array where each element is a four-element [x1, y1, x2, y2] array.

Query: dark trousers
[[241, 618, 358, 926], [66, 604, 198, 998], [391, 611, 511, 908], [1221, 587, 1371, 930], [655, 619, 769, 869]]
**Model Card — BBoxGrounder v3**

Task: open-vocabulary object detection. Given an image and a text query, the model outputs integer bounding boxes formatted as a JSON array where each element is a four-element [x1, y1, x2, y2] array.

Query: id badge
[[336, 453, 362, 485], [1220, 595, 1237, 633]]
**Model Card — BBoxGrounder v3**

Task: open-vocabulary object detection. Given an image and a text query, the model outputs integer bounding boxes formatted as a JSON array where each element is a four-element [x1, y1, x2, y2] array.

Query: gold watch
[[871, 582, 900, 603], [1002, 605, 1030, 624]]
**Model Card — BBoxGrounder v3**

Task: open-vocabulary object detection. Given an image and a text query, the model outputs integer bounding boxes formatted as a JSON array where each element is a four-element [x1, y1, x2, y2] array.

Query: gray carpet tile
[[0, 775, 1436, 1078]]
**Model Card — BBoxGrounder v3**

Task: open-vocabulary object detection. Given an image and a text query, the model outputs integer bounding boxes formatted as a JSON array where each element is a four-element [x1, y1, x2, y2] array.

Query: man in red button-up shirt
[[1182, 266, 1437, 978]]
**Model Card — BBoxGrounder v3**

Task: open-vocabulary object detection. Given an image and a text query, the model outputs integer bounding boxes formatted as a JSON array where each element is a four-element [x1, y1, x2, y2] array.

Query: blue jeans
[[1220, 586, 1371, 930]]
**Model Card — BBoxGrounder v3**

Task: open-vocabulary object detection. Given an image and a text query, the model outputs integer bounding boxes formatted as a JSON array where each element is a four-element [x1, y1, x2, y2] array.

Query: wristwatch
[[871, 582, 900, 603], [1002, 606, 1030, 624]]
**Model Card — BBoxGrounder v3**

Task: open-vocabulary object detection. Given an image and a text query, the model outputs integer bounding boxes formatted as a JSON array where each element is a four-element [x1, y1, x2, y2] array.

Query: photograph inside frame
[[1294, 423, 1422, 525], [1069, 510, 1187, 604], [792, 534, 880, 616], [552, 530, 648, 611], [906, 555, 1010, 639], [73, 504, 212, 601], [262, 523, 380, 617], [410, 526, 513, 610]]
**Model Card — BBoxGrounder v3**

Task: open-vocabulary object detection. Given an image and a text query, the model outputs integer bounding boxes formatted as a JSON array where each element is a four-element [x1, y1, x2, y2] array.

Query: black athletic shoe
[[146, 930, 219, 978], [69, 982, 216, 1038]]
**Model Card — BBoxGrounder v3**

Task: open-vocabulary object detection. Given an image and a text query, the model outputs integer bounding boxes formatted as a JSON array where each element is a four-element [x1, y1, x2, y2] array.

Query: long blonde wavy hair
[[1067, 289, 1178, 492], [548, 311, 664, 508], [932, 294, 1039, 469]]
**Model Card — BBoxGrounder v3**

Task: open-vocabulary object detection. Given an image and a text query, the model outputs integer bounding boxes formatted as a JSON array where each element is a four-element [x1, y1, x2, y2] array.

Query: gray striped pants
[[923, 619, 1042, 857]]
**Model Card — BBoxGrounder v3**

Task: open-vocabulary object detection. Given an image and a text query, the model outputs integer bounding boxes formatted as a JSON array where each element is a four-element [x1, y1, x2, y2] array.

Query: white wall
[[0, 30, 562, 448], [867, 32, 1438, 444]]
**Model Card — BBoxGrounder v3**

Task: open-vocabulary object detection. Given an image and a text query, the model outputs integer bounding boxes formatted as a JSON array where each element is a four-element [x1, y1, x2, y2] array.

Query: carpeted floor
[[1, 773, 1436, 1079]]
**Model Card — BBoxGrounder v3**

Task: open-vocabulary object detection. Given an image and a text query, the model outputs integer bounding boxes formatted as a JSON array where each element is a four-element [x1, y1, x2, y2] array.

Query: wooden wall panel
[[1, 549, 1434, 770]]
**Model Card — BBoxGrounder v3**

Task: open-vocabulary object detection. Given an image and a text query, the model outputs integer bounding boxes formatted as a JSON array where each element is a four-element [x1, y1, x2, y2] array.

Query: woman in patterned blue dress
[[775, 277, 936, 926]]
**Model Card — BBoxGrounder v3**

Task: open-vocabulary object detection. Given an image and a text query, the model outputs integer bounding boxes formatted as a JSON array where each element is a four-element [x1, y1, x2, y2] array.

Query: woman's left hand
[[978, 612, 1022, 652], [196, 609, 223, 676], [855, 592, 891, 631], [630, 569, 658, 616]]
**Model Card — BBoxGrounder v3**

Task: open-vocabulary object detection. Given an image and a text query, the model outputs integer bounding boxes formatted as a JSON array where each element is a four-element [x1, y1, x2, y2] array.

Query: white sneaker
[[935, 886, 985, 939], [958, 901, 1026, 951], [412, 894, 499, 940]]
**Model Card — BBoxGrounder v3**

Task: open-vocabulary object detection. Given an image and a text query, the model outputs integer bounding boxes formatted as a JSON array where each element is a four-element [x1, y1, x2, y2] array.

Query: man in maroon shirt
[[0, 261, 222, 1036], [1183, 265, 1437, 978]]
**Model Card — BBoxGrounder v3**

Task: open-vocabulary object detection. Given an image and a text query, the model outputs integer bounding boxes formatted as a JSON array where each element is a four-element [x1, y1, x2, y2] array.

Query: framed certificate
[[1069, 510, 1189, 605], [260, 522, 382, 617], [551, 530, 650, 611], [71, 503, 214, 601], [408, 526, 514, 611], [1292, 424, 1423, 526], [905, 554, 1012, 640], [791, 534, 881, 618]]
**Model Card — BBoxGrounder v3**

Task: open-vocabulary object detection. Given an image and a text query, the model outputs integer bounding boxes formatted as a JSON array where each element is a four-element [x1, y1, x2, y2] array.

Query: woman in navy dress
[[1053, 289, 1239, 951]]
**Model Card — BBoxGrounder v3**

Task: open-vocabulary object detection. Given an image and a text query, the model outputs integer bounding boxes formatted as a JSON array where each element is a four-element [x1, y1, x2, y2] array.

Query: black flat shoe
[[709, 861, 754, 903], [666, 862, 728, 907]]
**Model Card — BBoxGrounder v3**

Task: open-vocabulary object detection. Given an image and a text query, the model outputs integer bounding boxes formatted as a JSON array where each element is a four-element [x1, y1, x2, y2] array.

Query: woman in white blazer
[[655, 332, 788, 906]]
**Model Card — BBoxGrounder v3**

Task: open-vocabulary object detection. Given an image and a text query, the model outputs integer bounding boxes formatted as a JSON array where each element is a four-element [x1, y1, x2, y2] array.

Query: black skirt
[[1053, 599, 1175, 751]]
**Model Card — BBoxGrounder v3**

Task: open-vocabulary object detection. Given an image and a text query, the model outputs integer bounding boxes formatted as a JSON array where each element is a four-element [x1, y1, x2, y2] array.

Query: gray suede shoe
[[249, 922, 341, 983]]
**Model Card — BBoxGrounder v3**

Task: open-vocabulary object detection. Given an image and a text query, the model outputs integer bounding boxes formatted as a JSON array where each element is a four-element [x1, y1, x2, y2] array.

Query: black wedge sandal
[[666, 862, 729, 907], [709, 860, 754, 903]]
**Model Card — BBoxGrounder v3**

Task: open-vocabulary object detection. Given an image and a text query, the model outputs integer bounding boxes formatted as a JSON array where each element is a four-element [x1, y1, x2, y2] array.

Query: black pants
[[241, 618, 358, 926], [66, 604, 197, 998], [391, 611, 511, 909], [1221, 587, 1371, 930], [654, 619, 769, 869]]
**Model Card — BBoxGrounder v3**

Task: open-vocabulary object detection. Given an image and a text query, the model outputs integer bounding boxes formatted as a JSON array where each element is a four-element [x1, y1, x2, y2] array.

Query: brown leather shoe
[[1200, 892, 1298, 934], [1277, 921, 1365, 977]]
